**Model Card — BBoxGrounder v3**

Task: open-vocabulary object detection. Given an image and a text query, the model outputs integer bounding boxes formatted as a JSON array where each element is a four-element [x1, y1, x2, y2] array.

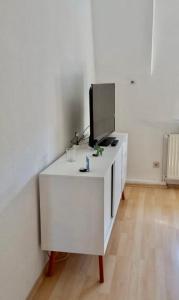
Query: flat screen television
[[89, 83, 115, 147]]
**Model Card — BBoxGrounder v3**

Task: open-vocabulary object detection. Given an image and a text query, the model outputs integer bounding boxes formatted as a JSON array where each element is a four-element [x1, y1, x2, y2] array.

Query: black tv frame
[[89, 85, 95, 147], [89, 83, 115, 148]]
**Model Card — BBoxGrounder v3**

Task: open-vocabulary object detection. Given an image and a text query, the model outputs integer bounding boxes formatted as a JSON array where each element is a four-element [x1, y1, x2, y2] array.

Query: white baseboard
[[126, 178, 166, 186], [166, 179, 179, 185]]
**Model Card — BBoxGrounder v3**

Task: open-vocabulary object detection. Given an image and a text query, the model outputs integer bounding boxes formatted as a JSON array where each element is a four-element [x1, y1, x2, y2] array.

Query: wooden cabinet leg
[[122, 190, 125, 200], [47, 251, 56, 277], [98, 256, 104, 283]]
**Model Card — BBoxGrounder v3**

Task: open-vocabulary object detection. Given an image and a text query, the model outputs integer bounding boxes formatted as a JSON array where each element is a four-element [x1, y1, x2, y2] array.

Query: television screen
[[89, 83, 115, 147]]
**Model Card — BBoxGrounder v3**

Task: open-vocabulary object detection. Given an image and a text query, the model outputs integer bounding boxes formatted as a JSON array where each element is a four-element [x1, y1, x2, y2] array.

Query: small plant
[[93, 145, 104, 157]]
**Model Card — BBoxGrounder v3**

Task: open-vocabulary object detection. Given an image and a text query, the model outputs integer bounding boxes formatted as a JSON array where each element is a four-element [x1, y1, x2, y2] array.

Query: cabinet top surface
[[40, 133, 127, 178]]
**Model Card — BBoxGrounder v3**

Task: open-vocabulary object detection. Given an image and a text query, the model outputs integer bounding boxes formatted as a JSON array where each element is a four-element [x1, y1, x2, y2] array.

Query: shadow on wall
[[55, 69, 85, 148], [0, 174, 47, 299]]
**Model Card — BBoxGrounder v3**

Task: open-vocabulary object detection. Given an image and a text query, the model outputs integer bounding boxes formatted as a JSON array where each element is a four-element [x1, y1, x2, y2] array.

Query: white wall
[[92, 0, 179, 184], [0, 1, 95, 299]]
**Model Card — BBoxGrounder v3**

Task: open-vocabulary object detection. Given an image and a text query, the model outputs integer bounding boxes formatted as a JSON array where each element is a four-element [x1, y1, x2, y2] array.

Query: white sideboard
[[39, 132, 128, 282]]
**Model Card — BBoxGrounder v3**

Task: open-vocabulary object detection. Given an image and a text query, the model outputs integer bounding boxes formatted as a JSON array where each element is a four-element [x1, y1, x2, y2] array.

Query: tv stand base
[[98, 137, 116, 147]]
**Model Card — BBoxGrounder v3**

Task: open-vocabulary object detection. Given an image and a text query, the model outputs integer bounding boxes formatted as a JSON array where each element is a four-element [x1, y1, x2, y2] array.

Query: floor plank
[[31, 186, 179, 300]]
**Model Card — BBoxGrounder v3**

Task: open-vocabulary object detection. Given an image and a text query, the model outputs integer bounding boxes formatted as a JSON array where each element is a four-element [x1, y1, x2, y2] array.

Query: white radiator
[[166, 134, 179, 181]]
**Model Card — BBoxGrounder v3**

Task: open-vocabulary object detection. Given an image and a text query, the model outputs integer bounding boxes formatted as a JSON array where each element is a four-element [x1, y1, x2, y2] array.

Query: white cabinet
[[39, 133, 128, 277]]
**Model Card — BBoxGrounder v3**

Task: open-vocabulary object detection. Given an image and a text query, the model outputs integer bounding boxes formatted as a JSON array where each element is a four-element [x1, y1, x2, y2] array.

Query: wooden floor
[[31, 186, 179, 300]]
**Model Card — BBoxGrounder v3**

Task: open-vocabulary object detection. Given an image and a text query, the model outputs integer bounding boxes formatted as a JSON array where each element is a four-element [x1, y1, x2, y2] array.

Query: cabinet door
[[113, 148, 122, 217], [104, 168, 112, 239], [122, 141, 127, 190]]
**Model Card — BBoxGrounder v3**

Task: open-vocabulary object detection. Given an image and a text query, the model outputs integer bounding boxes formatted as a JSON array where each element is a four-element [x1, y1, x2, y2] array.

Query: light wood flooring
[[31, 186, 179, 300]]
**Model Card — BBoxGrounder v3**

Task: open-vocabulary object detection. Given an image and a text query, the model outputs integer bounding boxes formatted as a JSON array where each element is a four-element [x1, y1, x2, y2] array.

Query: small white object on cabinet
[[39, 133, 128, 282]]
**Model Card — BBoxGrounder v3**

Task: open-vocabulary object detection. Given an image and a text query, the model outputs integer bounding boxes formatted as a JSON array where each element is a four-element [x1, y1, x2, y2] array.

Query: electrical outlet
[[153, 161, 160, 168]]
